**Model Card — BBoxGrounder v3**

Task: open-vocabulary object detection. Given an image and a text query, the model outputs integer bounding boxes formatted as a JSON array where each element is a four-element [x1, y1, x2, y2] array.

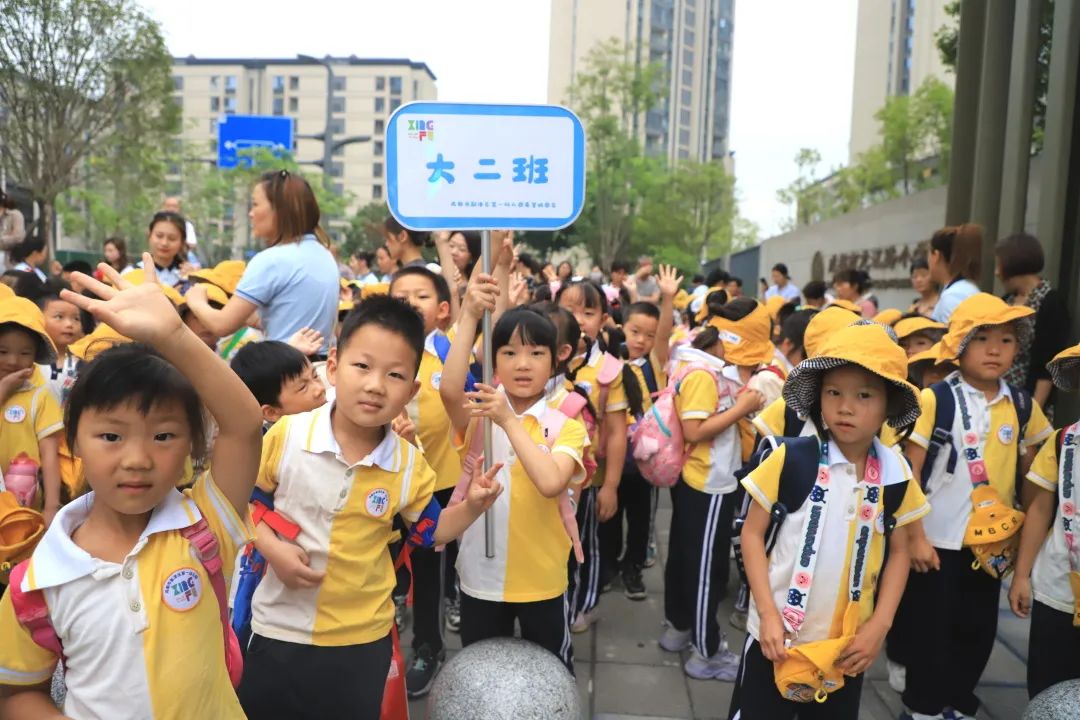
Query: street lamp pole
[[298, 54, 335, 191]]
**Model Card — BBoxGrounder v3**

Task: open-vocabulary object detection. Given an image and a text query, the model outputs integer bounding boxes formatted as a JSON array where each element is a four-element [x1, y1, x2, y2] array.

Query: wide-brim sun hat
[[673, 289, 691, 312], [937, 293, 1034, 363], [1047, 344, 1080, 393], [68, 323, 130, 362], [708, 301, 775, 367], [783, 321, 921, 429], [694, 286, 726, 323], [765, 294, 787, 321], [827, 298, 861, 314], [873, 308, 904, 327], [803, 306, 861, 358], [0, 297, 57, 365], [894, 316, 945, 340]]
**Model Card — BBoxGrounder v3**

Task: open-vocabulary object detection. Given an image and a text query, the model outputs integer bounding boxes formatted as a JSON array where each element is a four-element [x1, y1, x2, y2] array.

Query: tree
[[874, 77, 953, 194], [776, 148, 831, 229], [344, 201, 389, 257], [0, 0, 179, 253], [634, 158, 735, 264]]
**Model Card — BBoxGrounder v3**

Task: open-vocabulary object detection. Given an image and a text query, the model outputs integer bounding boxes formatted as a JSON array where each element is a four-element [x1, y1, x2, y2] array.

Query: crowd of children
[[0, 192, 1076, 720]]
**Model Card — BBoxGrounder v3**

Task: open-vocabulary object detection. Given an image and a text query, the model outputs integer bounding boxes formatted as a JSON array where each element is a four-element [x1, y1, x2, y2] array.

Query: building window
[[210, 96, 220, 112], [288, 97, 298, 113], [373, 162, 383, 178], [678, 147, 690, 159], [685, 8, 695, 24], [376, 76, 386, 91], [375, 97, 385, 113], [224, 97, 237, 114], [374, 119, 385, 135], [390, 98, 401, 112], [209, 75, 220, 90], [373, 184, 383, 200], [210, 118, 219, 133], [680, 109, 691, 125], [331, 76, 346, 92], [389, 76, 402, 95], [374, 140, 384, 157], [289, 75, 300, 90], [172, 76, 183, 91], [681, 89, 692, 105], [329, 118, 345, 134], [273, 75, 285, 94], [172, 95, 183, 112], [272, 97, 284, 116], [679, 129, 691, 145], [331, 96, 345, 113], [225, 75, 237, 94], [682, 68, 692, 85], [683, 49, 693, 66], [684, 28, 695, 45]]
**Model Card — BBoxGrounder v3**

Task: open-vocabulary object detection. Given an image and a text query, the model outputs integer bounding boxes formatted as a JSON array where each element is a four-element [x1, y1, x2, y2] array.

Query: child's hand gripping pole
[[480, 229, 496, 558]]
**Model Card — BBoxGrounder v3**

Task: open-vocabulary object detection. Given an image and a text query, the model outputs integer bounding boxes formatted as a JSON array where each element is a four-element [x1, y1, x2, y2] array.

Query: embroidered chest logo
[[162, 567, 202, 612], [366, 488, 390, 517], [430, 372, 442, 390], [4, 405, 26, 423], [997, 424, 1014, 445]]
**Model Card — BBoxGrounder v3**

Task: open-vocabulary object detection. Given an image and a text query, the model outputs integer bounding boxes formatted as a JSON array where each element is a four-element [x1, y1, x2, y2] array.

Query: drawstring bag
[[962, 484, 1024, 578], [0, 491, 45, 584], [774, 602, 860, 703]]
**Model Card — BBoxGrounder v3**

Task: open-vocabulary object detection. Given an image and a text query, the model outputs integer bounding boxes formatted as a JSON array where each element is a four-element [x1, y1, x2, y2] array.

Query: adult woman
[[185, 170, 339, 356], [375, 244, 398, 282], [908, 257, 939, 317], [10, 234, 49, 283], [384, 216, 430, 268], [995, 233, 1071, 410], [434, 229, 480, 313], [0, 192, 25, 271], [102, 237, 133, 275], [928, 223, 981, 324], [134, 211, 187, 288], [556, 261, 573, 283], [832, 268, 877, 317]]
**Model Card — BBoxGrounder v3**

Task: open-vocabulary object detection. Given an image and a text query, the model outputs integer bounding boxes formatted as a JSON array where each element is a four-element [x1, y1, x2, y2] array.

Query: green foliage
[[634, 158, 736, 263], [343, 201, 389, 257]]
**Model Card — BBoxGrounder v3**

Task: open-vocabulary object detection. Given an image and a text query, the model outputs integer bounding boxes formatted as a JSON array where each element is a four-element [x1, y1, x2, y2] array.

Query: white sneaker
[[887, 659, 906, 693], [683, 649, 740, 681], [902, 710, 946, 720], [659, 624, 692, 652], [571, 609, 599, 634]]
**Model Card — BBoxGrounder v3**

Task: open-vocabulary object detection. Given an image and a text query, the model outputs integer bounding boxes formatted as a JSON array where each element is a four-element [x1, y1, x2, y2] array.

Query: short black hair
[[11, 235, 45, 264], [337, 294, 425, 375], [62, 260, 93, 275], [351, 250, 374, 265], [994, 232, 1045, 280], [777, 300, 800, 329], [802, 280, 827, 301], [517, 251, 543, 277], [833, 268, 871, 293], [66, 342, 207, 464], [705, 268, 730, 287], [383, 215, 432, 248], [909, 257, 929, 274], [692, 274, 705, 285], [728, 276, 743, 288], [230, 340, 310, 407], [779, 308, 818, 353], [772, 263, 790, 278], [624, 301, 660, 322], [492, 306, 558, 369], [610, 260, 632, 274], [390, 265, 452, 306]]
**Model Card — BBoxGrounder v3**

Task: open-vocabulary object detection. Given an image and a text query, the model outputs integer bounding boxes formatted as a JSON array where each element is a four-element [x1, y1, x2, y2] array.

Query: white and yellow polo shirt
[[456, 398, 586, 603], [0, 365, 62, 471], [672, 348, 741, 495], [407, 330, 462, 491], [0, 475, 251, 719], [251, 403, 435, 646], [1025, 431, 1079, 615]]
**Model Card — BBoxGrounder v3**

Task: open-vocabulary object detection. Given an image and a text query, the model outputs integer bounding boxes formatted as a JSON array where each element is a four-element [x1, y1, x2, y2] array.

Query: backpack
[[8, 516, 244, 689], [919, 379, 1033, 489], [448, 409, 585, 563], [630, 362, 740, 488], [430, 332, 479, 394], [560, 351, 623, 461], [732, 436, 907, 583]]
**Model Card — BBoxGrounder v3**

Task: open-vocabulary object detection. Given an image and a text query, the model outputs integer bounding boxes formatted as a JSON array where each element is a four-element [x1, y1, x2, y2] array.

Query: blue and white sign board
[[217, 115, 294, 169], [386, 102, 586, 231]]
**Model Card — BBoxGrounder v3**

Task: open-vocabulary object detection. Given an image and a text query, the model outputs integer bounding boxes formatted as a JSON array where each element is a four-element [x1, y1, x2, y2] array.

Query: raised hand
[[288, 327, 325, 356], [658, 263, 684, 299], [462, 272, 499, 318]]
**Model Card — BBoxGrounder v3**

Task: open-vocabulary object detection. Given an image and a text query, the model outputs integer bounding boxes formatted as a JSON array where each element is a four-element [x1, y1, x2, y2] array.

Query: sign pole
[[481, 229, 496, 558]]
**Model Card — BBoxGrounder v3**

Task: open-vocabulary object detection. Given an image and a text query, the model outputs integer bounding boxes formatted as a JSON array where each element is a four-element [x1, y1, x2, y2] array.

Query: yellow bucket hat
[[68, 323, 129, 362], [120, 269, 185, 307], [803, 306, 860, 358], [828, 298, 861, 314], [873, 308, 903, 327], [186, 283, 228, 308], [0, 284, 14, 301], [765, 294, 787, 321], [938, 293, 1034, 363], [908, 342, 943, 368], [0, 297, 57, 364], [673, 289, 691, 312], [708, 301, 775, 367], [360, 282, 390, 300], [1048, 344, 1080, 393], [189, 260, 246, 297], [894, 316, 945, 341], [783, 321, 921, 428]]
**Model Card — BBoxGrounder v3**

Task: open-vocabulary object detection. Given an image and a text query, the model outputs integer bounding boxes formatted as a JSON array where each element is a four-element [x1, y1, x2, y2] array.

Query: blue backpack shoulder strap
[[431, 332, 477, 393], [1008, 383, 1033, 434], [782, 404, 804, 438], [920, 380, 957, 488], [764, 436, 820, 555]]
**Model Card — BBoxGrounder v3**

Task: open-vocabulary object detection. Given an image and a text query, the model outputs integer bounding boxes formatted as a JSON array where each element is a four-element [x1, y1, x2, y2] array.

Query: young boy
[[772, 308, 817, 376], [229, 340, 327, 427], [902, 293, 1052, 720], [0, 296, 63, 526], [388, 265, 464, 697], [237, 295, 502, 719], [895, 315, 946, 358], [34, 290, 84, 406]]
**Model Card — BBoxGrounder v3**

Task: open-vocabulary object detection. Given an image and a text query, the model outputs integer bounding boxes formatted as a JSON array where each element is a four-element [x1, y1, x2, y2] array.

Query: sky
[[141, 0, 857, 238]]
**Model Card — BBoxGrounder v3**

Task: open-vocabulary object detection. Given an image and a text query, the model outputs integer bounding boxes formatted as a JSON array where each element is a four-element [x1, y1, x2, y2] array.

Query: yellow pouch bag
[[774, 601, 860, 703], [1070, 571, 1080, 628], [0, 491, 45, 584], [963, 485, 1024, 578]]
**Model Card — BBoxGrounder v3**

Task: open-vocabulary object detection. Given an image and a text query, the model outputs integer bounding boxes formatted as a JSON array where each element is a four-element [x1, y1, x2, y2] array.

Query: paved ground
[[403, 495, 1031, 720]]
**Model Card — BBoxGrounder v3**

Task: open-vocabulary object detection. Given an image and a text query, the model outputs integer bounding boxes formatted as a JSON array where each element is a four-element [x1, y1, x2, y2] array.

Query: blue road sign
[[217, 115, 294, 169]]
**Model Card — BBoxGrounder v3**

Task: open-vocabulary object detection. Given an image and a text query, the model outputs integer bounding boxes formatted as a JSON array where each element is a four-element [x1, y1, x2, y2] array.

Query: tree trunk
[[38, 198, 56, 258]]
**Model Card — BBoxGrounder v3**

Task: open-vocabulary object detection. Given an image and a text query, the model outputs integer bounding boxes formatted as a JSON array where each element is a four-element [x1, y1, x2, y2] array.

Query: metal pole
[[481, 229, 495, 558], [322, 61, 334, 191], [945, 0, 987, 226], [998, 0, 1043, 237]]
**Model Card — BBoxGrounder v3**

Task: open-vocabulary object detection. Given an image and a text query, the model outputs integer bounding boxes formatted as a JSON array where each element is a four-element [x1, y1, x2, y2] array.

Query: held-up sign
[[386, 102, 586, 231]]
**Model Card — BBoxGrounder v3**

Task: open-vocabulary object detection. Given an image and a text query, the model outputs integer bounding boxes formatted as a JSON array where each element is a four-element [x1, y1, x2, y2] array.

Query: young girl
[[134, 211, 187, 289], [441, 280, 587, 671], [101, 237, 133, 276], [35, 290, 85, 406], [384, 216, 429, 269], [731, 321, 928, 719], [556, 280, 628, 631], [832, 269, 877, 318], [1009, 343, 1080, 698], [0, 256, 263, 719]]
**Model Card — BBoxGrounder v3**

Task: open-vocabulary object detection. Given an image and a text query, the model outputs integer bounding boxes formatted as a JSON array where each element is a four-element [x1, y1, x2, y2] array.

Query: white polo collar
[[950, 370, 1011, 407], [673, 345, 726, 373], [423, 329, 445, 358], [826, 438, 907, 487], [303, 402, 401, 472]]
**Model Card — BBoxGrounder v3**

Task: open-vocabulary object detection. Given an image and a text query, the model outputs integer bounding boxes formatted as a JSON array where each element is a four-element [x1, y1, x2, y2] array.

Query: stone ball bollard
[[427, 638, 581, 720], [1023, 679, 1080, 719]]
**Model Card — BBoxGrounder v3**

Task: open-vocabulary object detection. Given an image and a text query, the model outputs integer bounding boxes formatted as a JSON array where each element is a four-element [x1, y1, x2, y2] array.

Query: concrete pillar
[[998, 0, 1043, 237], [945, 0, 987, 227]]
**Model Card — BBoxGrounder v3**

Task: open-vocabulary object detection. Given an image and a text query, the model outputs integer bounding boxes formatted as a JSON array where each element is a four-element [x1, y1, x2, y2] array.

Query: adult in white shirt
[[162, 196, 202, 270], [928, 224, 982, 325], [764, 263, 800, 303]]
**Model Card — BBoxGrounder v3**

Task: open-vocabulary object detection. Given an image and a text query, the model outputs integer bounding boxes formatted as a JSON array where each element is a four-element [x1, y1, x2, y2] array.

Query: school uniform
[[0, 475, 252, 719], [901, 372, 1051, 717], [38, 354, 80, 408], [238, 404, 436, 719], [455, 398, 586, 670], [1024, 430, 1080, 697], [0, 366, 62, 474], [665, 347, 742, 658], [730, 439, 929, 719]]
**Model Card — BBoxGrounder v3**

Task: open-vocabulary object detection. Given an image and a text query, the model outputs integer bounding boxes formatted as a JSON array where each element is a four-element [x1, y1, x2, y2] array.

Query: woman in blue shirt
[[185, 170, 339, 356], [929, 223, 982, 325]]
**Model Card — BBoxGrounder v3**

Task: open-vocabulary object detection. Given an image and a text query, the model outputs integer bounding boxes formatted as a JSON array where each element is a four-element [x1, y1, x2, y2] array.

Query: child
[[773, 308, 818, 376], [35, 290, 84, 407], [895, 316, 946, 358], [0, 296, 63, 526], [902, 293, 1052, 720], [660, 324, 764, 680], [10, 236, 48, 284], [0, 258, 263, 718], [557, 280, 628, 631], [441, 285, 587, 671], [1008, 344, 1080, 698], [238, 295, 501, 719], [801, 280, 827, 310], [182, 283, 229, 350], [730, 321, 928, 719], [229, 340, 327, 427], [906, 342, 956, 389], [388, 265, 464, 697], [832, 269, 877, 317]]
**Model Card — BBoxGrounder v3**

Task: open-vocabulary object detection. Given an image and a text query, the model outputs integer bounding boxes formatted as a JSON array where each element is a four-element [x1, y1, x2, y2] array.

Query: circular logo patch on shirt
[[998, 424, 1015, 445], [366, 488, 390, 517], [4, 405, 25, 423], [431, 372, 442, 390], [162, 567, 202, 612]]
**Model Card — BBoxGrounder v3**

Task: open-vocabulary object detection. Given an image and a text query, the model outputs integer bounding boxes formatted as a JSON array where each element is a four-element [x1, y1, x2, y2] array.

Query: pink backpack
[[448, 409, 585, 563], [630, 362, 739, 488], [8, 517, 244, 688], [559, 351, 623, 463]]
